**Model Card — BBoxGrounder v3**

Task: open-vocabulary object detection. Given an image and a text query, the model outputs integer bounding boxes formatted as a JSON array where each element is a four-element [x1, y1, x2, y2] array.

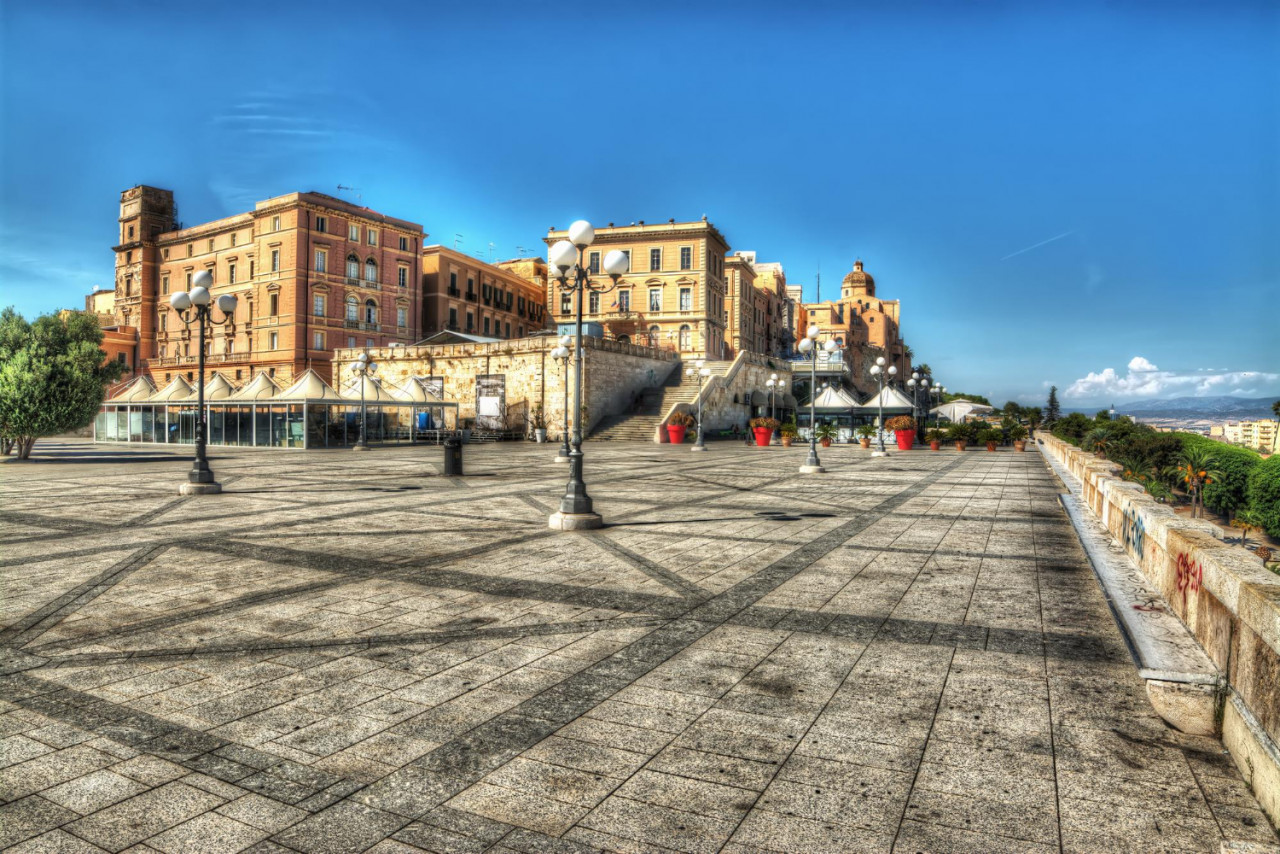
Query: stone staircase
[[591, 361, 732, 441]]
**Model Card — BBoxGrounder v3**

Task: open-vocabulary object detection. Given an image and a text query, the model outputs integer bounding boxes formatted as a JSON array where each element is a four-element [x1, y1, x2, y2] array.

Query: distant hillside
[[1116, 396, 1276, 420]]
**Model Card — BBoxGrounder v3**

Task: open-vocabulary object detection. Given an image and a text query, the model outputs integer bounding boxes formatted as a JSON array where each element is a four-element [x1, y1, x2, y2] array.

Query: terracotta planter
[[860, 437, 871, 449], [781, 436, 794, 448], [666, 424, 687, 445], [895, 430, 915, 451], [930, 441, 940, 451], [1014, 440, 1026, 452], [954, 441, 967, 451], [753, 427, 772, 447], [820, 437, 832, 448], [986, 442, 998, 452]]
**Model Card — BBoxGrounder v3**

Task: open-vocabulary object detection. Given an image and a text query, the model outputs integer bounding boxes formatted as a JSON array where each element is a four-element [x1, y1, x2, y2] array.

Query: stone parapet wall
[[1040, 432, 1280, 823], [659, 351, 793, 442], [334, 338, 675, 435]]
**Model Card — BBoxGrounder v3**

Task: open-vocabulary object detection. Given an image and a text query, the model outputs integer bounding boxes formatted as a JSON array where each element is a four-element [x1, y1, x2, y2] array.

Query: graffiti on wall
[[1121, 506, 1146, 560], [1175, 552, 1202, 608]]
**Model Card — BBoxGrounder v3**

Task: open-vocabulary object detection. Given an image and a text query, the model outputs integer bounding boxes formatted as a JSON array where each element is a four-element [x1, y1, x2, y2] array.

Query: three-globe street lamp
[[551, 336, 572, 462], [797, 325, 839, 473], [766, 373, 780, 427], [906, 372, 929, 444], [868, 356, 898, 457], [547, 221, 626, 530], [686, 360, 712, 452], [169, 271, 236, 494], [350, 352, 378, 451]]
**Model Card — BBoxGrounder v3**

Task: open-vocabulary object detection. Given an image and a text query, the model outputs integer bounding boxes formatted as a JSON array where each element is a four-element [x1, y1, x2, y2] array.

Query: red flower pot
[[753, 427, 772, 447], [666, 424, 687, 444], [895, 430, 916, 451]]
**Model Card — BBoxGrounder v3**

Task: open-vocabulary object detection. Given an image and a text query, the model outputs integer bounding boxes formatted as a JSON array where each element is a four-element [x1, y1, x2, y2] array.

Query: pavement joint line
[[581, 532, 712, 601]]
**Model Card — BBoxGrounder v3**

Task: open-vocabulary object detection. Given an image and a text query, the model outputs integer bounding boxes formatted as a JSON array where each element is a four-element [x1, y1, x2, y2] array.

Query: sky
[[2, 0, 1276, 408]]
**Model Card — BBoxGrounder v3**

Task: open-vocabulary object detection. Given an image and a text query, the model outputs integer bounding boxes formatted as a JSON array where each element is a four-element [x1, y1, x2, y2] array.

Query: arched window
[[365, 258, 377, 282], [345, 295, 358, 321], [617, 334, 630, 344], [364, 299, 377, 324], [648, 324, 660, 347], [678, 324, 691, 351], [346, 254, 359, 279]]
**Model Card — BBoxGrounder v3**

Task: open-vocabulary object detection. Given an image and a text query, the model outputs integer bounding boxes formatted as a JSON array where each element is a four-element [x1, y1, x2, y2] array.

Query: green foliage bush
[[1052, 412, 1093, 444], [1246, 456, 1280, 538], [1178, 433, 1259, 518]]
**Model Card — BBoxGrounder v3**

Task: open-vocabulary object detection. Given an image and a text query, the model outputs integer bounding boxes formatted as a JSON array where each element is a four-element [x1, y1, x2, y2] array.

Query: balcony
[[447, 287, 460, 297], [790, 353, 849, 374], [344, 319, 381, 332], [603, 310, 639, 321], [465, 292, 477, 302]]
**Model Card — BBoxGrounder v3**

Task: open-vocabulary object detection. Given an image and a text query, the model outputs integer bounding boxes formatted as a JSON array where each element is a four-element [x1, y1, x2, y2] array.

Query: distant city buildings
[[1216, 419, 1278, 453]]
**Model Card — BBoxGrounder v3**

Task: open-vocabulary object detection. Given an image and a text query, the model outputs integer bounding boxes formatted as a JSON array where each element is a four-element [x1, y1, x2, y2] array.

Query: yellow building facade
[[797, 259, 912, 382]]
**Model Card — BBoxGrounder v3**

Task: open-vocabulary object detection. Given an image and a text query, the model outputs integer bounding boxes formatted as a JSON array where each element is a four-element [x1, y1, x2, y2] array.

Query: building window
[[269, 332, 278, 350], [618, 291, 630, 311], [680, 247, 692, 270], [269, 293, 279, 316], [313, 294, 325, 316], [560, 292, 571, 314], [679, 324, 691, 350], [348, 223, 359, 241], [518, 326, 524, 337], [364, 299, 377, 324], [208, 239, 214, 252], [504, 322, 511, 338], [366, 338, 374, 348], [315, 215, 327, 233], [367, 228, 377, 246], [679, 288, 692, 311], [228, 263, 236, 284], [186, 272, 192, 287], [125, 250, 132, 263], [650, 248, 661, 271], [158, 314, 167, 332], [649, 289, 661, 312], [588, 252, 600, 274], [163, 248, 170, 260], [345, 295, 358, 321], [648, 324, 660, 346], [365, 258, 377, 282], [272, 216, 280, 232], [271, 249, 280, 272], [483, 317, 491, 336], [188, 243, 194, 257], [347, 335, 356, 348], [466, 311, 474, 332], [620, 250, 630, 271], [449, 307, 458, 328], [399, 236, 409, 251], [159, 344, 166, 358], [347, 254, 359, 279], [127, 225, 134, 239], [313, 331, 324, 350], [315, 249, 327, 273], [162, 275, 170, 294], [230, 233, 237, 247], [449, 272, 458, 293], [397, 266, 407, 288], [589, 292, 600, 314], [397, 307, 407, 327], [249, 260, 254, 279]]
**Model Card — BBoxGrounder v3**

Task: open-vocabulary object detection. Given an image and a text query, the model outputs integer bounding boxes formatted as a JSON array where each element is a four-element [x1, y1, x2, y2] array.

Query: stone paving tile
[[2, 440, 1277, 852]]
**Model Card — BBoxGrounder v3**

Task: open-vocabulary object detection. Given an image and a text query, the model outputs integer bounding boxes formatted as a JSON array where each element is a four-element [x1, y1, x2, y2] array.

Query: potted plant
[[1009, 424, 1028, 452], [531, 406, 548, 443], [667, 411, 695, 444], [750, 417, 779, 447], [979, 427, 1001, 452], [780, 418, 798, 448], [855, 423, 876, 449], [814, 422, 838, 448], [886, 415, 917, 451], [945, 422, 969, 451], [926, 428, 944, 451]]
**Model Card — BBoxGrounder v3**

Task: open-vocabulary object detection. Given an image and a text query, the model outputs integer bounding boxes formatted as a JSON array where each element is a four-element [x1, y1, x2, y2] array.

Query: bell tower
[[114, 186, 177, 362]]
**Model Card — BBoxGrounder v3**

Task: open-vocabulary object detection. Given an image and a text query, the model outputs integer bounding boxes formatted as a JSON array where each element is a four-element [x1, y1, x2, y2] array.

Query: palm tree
[[903, 345, 914, 361], [916, 362, 932, 378], [1082, 427, 1111, 457], [1231, 509, 1263, 547], [1165, 446, 1223, 519]]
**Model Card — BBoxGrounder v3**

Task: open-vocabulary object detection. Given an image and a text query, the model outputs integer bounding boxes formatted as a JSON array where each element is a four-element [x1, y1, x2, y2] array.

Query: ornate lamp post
[[551, 336, 572, 462], [350, 352, 378, 450], [907, 371, 928, 444], [766, 373, 779, 425], [796, 325, 838, 473], [170, 271, 236, 495], [868, 355, 897, 457], [686, 360, 711, 452], [546, 221, 626, 530]]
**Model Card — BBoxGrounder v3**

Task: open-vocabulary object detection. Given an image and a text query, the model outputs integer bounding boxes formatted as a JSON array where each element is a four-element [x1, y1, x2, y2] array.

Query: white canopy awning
[[109, 376, 157, 402], [810, 385, 861, 410], [150, 376, 195, 401], [229, 371, 282, 400], [278, 369, 345, 402], [855, 385, 916, 411], [341, 375, 399, 403], [931, 399, 994, 421], [391, 376, 443, 403]]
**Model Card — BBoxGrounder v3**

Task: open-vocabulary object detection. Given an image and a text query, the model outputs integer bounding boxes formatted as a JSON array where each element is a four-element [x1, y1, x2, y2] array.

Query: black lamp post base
[[179, 481, 222, 495], [548, 510, 604, 530]]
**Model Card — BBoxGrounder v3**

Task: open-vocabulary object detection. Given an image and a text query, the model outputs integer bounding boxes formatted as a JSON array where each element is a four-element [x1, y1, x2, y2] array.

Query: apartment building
[[420, 246, 548, 340]]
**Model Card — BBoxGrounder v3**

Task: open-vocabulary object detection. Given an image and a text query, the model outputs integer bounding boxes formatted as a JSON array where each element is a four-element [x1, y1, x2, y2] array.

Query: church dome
[[842, 259, 874, 289]]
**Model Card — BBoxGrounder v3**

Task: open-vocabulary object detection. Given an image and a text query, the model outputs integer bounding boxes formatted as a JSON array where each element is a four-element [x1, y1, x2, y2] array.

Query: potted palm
[[945, 422, 969, 451], [855, 423, 876, 449], [750, 417, 779, 447], [815, 422, 838, 448], [667, 411, 695, 444], [532, 406, 548, 443], [1009, 424, 1028, 452], [780, 418, 798, 448], [886, 415, 917, 451], [926, 428, 944, 451], [979, 427, 1001, 452]]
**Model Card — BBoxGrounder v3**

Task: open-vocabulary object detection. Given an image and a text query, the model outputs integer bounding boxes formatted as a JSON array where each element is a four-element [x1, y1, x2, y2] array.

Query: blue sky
[[2, 1, 1276, 407]]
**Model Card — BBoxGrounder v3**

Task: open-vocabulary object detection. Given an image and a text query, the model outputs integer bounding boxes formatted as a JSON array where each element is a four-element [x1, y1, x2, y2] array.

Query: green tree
[[0, 308, 122, 459], [1246, 456, 1280, 538], [941, 391, 991, 405], [1165, 444, 1224, 519], [1273, 399, 1279, 419], [915, 362, 932, 379], [1045, 386, 1061, 426], [1178, 433, 1260, 518]]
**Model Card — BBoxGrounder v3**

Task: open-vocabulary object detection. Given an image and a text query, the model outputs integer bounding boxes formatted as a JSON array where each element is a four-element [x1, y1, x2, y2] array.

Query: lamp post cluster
[[550, 336, 572, 463], [546, 220, 626, 530], [686, 360, 711, 451], [797, 325, 838, 473], [350, 352, 378, 451], [766, 372, 780, 426], [170, 270, 237, 494], [906, 371, 929, 444], [868, 355, 897, 456]]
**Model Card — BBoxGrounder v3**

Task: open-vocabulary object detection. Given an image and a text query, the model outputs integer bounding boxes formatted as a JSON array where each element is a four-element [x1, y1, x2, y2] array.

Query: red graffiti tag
[[1175, 553, 1202, 608]]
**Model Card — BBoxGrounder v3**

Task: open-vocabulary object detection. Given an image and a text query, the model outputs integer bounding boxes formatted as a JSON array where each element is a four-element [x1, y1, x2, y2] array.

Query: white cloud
[[1065, 356, 1279, 402]]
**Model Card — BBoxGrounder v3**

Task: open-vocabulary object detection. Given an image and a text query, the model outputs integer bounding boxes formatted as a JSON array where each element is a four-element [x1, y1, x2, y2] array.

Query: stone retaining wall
[[1040, 432, 1280, 824]]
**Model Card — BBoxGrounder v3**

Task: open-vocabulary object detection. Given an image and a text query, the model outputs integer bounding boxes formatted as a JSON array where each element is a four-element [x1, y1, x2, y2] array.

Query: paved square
[[1, 439, 1275, 853]]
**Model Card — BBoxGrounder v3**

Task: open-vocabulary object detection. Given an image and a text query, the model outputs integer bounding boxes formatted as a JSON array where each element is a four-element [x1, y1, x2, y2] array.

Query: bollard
[[443, 435, 463, 476]]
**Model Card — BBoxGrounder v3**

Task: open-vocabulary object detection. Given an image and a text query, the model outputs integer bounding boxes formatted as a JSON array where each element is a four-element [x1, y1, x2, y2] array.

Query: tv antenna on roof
[[336, 184, 362, 204], [454, 234, 463, 249], [517, 245, 527, 257], [488, 242, 495, 262]]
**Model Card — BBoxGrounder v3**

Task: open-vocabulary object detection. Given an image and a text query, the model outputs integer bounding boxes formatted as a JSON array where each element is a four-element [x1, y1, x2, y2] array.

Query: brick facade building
[[420, 247, 549, 340]]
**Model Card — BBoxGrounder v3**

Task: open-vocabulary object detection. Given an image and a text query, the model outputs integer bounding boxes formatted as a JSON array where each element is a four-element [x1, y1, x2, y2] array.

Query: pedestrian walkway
[[0, 439, 1274, 852]]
